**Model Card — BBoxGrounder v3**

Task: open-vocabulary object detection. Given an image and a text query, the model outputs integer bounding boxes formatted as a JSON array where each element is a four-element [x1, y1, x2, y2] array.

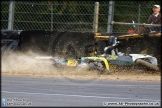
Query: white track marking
[[2, 91, 160, 102]]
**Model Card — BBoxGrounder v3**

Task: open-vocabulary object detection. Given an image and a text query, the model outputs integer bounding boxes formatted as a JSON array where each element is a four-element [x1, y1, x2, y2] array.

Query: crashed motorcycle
[[35, 36, 159, 73]]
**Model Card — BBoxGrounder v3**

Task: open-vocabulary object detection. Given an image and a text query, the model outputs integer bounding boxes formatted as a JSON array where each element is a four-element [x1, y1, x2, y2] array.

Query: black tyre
[[95, 40, 107, 54], [49, 32, 79, 59], [135, 59, 159, 71], [62, 42, 78, 59]]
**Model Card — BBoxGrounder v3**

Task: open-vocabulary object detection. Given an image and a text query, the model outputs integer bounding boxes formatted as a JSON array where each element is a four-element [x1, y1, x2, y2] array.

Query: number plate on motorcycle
[[67, 60, 78, 66]]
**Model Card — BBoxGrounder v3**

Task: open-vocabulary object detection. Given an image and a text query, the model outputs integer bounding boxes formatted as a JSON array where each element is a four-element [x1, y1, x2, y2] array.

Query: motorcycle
[[35, 36, 159, 74]]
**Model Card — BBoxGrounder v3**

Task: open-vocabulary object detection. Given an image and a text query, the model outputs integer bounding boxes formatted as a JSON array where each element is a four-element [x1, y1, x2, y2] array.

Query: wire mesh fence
[[113, 1, 161, 33], [1, 1, 161, 33]]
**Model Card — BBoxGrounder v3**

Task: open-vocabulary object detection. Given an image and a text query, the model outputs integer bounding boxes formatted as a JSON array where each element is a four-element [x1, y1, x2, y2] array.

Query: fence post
[[51, 4, 53, 31], [8, 0, 15, 30], [92, 2, 99, 33], [107, 1, 115, 33], [137, 3, 141, 33]]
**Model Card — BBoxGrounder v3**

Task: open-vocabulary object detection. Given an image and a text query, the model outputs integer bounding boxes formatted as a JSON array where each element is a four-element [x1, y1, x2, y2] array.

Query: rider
[[101, 36, 120, 56]]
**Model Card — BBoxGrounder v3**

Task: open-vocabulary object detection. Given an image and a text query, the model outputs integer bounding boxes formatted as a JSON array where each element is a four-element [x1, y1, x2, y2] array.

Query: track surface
[[1, 75, 161, 107]]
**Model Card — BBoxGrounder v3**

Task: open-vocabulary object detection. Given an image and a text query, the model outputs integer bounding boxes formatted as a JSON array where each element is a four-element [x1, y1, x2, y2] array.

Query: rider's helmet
[[108, 36, 117, 46], [104, 36, 121, 55]]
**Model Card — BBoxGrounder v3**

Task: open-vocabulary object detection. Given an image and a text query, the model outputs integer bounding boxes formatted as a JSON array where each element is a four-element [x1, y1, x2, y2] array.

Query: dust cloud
[[1, 50, 161, 82], [2, 50, 57, 75], [1, 50, 99, 79]]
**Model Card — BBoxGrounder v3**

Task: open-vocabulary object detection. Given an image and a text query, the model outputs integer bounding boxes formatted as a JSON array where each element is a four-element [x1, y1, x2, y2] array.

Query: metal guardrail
[[111, 21, 161, 27]]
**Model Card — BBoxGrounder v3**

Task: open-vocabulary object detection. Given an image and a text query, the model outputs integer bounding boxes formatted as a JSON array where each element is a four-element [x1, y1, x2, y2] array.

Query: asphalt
[[1, 75, 161, 107]]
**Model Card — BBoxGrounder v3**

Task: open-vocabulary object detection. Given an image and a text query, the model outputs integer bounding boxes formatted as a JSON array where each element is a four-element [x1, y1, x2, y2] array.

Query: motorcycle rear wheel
[[135, 59, 159, 71]]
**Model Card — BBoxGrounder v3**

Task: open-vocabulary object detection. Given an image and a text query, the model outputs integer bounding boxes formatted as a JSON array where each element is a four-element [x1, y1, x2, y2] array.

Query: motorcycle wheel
[[135, 59, 159, 71], [88, 62, 110, 74]]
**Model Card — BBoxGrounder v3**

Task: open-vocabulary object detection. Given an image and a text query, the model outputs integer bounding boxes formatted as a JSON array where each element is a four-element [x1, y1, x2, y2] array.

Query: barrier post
[[93, 2, 99, 33], [8, 0, 15, 30]]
